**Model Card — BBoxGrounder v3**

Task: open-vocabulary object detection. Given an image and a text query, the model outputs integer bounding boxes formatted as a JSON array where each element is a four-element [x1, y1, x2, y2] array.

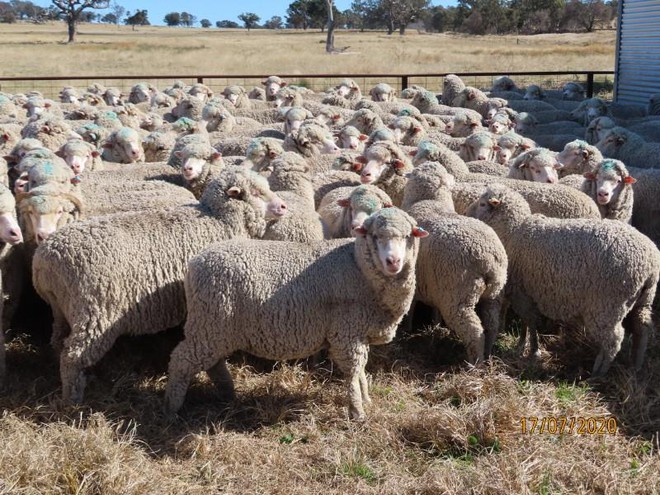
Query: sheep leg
[[477, 297, 503, 359], [50, 305, 71, 357], [206, 360, 236, 401], [627, 281, 656, 371], [0, 326, 5, 387], [442, 305, 485, 365], [590, 321, 625, 377], [509, 292, 542, 358], [331, 342, 369, 420], [359, 367, 371, 405], [165, 337, 228, 414]]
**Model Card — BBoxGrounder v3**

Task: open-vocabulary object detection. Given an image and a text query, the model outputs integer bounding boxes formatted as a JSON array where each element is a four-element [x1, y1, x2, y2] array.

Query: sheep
[[585, 116, 616, 145], [23, 96, 61, 119], [579, 159, 636, 223], [171, 97, 205, 121], [262, 76, 287, 102], [261, 153, 324, 243], [491, 76, 520, 93], [523, 84, 545, 100], [628, 168, 660, 246], [0, 95, 19, 119], [222, 85, 253, 110], [0, 183, 24, 384], [570, 97, 611, 126], [345, 109, 385, 136], [282, 107, 314, 136], [413, 140, 600, 220], [283, 121, 340, 158], [75, 122, 111, 148], [176, 142, 224, 199], [102, 87, 123, 107], [359, 141, 413, 206], [596, 126, 660, 169], [337, 125, 368, 152], [21, 115, 77, 152], [32, 167, 288, 404], [318, 184, 393, 239], [164, 206, 427, 419], [312, 170, 362, 209], [465, 160, 509, 177], [562, 82, 585, 101], [555, 139, 603, 177], [388, 115, 427, 146], [0, 124, 21, 156], [512, 112, 539, 134], [241, 136, 285, 170], [94, 110, 123, 131], [321, 79, 362, 109], [507, 100, 556, 113], [487, 112, 513, 135], [102, 127, 145, 164], [413, 90, 461, 116], [188, 83, 213, 102], [274, 86, 305, 109], [128, 83, 153, 104], [459, 131, 499, 162], [469, 184, 659, 376], [451, 87, 500, 118], [445, 112, 484, 137], [508, 148, 560, 183], [142, 131, 177, 163], [168, 133, 210, 168], [57, 138, 102, 174], [402, 161, 508, 363], [441, 74, 466, 106], [532, 133, 588, 153], [529, 109, 573, 124], [369, 83, 396, 102]]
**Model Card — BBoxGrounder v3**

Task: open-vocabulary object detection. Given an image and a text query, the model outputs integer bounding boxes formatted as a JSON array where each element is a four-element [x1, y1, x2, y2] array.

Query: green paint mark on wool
[[600, 159, 618, 172]]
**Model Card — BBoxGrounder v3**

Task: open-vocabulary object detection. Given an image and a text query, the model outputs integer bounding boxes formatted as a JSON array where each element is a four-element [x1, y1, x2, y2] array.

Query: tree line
[[0, 0, 619, 37]]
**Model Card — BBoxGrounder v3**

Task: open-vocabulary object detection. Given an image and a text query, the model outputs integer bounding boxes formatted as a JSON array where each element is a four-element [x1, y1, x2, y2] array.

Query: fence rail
[[0, 71, 615, 100]]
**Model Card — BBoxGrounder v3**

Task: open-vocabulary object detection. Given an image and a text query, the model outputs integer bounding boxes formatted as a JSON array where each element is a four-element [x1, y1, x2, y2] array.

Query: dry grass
[[0, 22, 617, 97], [0, 300, 658, 494]]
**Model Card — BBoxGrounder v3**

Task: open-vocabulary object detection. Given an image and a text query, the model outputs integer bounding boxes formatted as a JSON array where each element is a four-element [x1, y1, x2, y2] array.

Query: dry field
[[0, 22, 617, 97], [1, 21, 658, 495]]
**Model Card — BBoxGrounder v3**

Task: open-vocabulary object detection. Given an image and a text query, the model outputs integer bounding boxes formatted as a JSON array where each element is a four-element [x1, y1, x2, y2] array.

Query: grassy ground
[[0, 298, 658, 494], [0, 22, 617, 98]]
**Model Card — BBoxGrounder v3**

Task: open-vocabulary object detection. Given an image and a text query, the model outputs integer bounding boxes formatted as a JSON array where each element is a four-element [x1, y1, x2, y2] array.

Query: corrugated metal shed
[[614, 0, 660, 105]]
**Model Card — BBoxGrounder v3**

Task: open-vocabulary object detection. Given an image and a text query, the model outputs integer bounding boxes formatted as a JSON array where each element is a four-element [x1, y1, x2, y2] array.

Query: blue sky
[[33, 1, 457, 26]]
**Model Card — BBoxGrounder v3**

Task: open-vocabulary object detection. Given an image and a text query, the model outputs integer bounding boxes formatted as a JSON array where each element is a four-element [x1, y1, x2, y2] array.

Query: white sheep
[[459, 131, 499, 162], [337, 125, 368, 152], [369, 83, 397, 102], [164, 207, 428, 419], [596, 126, 660, 169], [176, 142, 224, 199], [508, 148, 560, 183], [470, 184, 659, 376], [262, 76, 287, 102], [32, 167, 288, 404], [359, 141, 413, 206], [102, 127, 145, 164], [402, 161, 508, 363]]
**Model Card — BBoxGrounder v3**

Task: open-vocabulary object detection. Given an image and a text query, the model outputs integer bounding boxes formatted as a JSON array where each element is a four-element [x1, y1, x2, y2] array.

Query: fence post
[[586, 72, 594, 98], [197, 77, 204, 84], [401, 75, 408, 91]]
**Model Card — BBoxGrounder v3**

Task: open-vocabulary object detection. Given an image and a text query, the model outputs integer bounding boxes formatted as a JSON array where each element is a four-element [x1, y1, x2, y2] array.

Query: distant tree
[[286, 0, 310, 28], [180, 11, 195, 27], [200, 18, 211, 27], [51, 0, 109, 43], [100, 12, 116, 23], [325, 0, 335, 51], [216, 19, 239, 28], [263, 15, 283, 29], [12, 0, 44, 20], [109, 1, 123, 24], [238, 12, 259, 30], [0, 1, 16, 22], [163, 11, 180, 26], [124, 8, 148, 29]]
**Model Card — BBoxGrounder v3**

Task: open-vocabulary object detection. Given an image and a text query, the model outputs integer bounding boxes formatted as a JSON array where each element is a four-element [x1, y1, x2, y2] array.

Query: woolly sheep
[[261, 152, 323, 243], [562, 82, 585, 101], [0, 95, 19, 119], [21, 116, 77, 152], [388, 116, 427, 146], [585, 116, 616, 145], [94, 110, 123, 131], [282, 107, 314, 136], [188, 83, 213, 102], [459, 131, 499, 162], [262, 76, 287, 102], [312, 170, 362, 209], [470, 184, 659, 375], [57, 138, 101, 174], [176, 142, 224, 199], [507, 100, 556, 114], [32, 167, 288, 404], [359, 141, 413, 206], [283, 121, 340, 157], [142, 131, 177, 163], [102, 127, 145, 164], [0, 183, 23, 384], [523, 85, 545, 101], [442, 74, 466, 106], [508, 148, 560, 183], [164, 207, 427, 419], [102, 87, 123, 107], [556, 139, 603, 177], [222, 85, 252, 109], [596, 126, 660, 169], [532, 133, 588, 153], [345, 109, 385, 136], [128, 83, 152, 104], [321, 79, 362, 109], [445, 112, 484, 137], [496, 132, 536, 165], [337, 125, 368, 152], [570, 98, 611, 126], [318, 184, 393, 239], [369, 83, 396, 102], [574, 159, 636, 223], [241, 136, 285, 170], [402, 162, 508, 363], [487, 113, 513, 135]]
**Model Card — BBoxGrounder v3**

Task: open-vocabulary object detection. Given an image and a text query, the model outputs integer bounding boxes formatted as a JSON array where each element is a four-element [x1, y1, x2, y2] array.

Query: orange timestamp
[[520, 416, 618, 435]]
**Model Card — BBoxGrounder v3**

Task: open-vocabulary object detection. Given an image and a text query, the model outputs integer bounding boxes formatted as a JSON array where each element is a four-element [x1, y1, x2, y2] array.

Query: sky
[[33, 0, 457, 26]]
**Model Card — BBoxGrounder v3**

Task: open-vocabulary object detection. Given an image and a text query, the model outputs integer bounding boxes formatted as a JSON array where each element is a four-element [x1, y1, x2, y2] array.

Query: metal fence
[[0, 71, 615, 100]]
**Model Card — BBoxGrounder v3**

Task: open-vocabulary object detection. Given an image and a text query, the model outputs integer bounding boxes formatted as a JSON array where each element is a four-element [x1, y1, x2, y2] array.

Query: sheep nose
[[385, 256, 401, 272], [546, 178, 556, 184], [9, 229, 22, 242], [477, 155, 487, 161]]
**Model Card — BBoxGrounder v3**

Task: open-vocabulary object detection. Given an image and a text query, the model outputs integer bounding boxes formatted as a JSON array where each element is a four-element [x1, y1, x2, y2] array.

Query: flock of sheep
[[0, 73, 658, 420]]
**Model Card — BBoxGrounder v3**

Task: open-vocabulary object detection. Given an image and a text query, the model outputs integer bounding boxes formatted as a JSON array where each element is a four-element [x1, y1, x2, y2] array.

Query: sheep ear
[[388, 124, 395, 129], [583, 172, 596, 180], [469, 122, 479, 128], [102, 142, 113, 149], [520, 143, 531, 150], [487, 197, 501, 207], [413, 126, 422, 134], [581, 149, 590, 158], [354, 225, 368, 236], [392, 159, 405, 170], [211, 152, 222, 161], [261, 79, 267, 85], [227, 186, 242, 198], [281, 82, 287, 88], [268, 150, 278, 159], [91, 150, 100, 158], [383, 202, 393, 208], [359, 134, 368, 141], [351, 162, 364, 172], [624, 176, 636, 184], [493, 145, 501, 151], [55, 149, 64, 158], [337, 198, 350, 207], [411, 226, 429, 238], [356, 155, 368, 164], [409, 150, 417, 157]]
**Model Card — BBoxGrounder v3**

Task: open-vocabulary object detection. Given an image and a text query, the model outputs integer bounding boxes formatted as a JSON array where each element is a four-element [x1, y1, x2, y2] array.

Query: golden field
[[0, 22, 617, 97], [0, 21, 658, 495]]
